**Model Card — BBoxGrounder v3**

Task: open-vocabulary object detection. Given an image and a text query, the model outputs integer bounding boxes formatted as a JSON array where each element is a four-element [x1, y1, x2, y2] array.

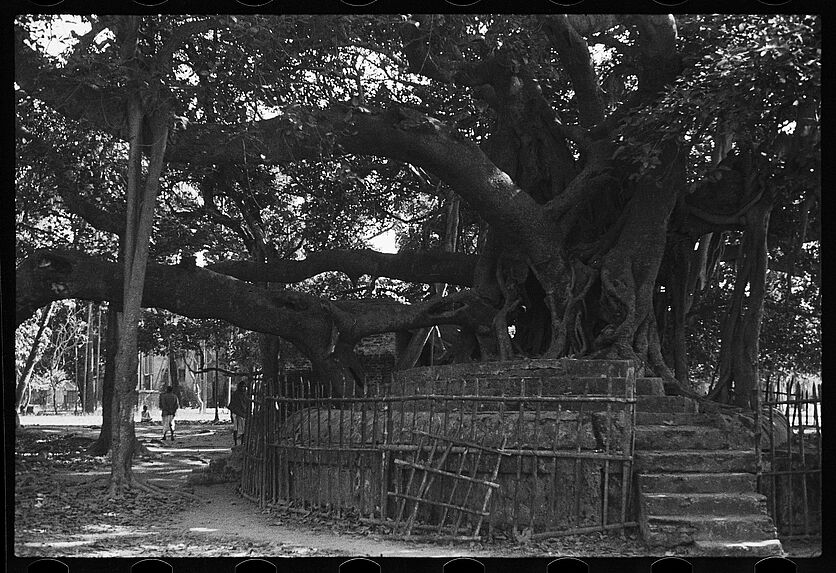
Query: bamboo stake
[[797, 384, 809, 536], [602, 375, 613, 530], [530, 377, 542, 533], [787, 376, 796, 536], [404, 438, 454, 534], [474, 436, 508, 538], [360, 383, 368, 515]]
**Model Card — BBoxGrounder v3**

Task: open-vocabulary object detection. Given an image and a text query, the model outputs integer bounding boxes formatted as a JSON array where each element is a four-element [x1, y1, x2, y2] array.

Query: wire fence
[[240, 362, 637, 540], [755, 374, 822, 539]]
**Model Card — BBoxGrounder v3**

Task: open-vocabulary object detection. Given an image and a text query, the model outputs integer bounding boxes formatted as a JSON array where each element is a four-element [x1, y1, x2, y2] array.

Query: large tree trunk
[[710, 198, 774, 409], [586, 142, 688, 386]]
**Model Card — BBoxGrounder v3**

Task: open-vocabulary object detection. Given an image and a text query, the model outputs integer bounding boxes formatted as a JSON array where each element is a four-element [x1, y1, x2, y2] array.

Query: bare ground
[[14, 421, 494, 558]]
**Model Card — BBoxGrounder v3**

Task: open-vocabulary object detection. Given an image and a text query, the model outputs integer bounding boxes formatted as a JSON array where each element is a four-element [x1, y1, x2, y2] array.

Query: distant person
[[158, 386, 180, 441], [140, 405, 152, 424], [227, 383, 249, 446]]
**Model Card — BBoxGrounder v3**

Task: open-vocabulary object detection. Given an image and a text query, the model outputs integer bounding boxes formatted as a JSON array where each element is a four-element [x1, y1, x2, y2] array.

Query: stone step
[[392, 375, 641, 399], [557, 359, 637, 378], [637, 395, 699, 413], [691, 539, 783, 557], [395, 358, 637, 383], [642, 514, 777, 546], [633, 450, 757, 473], [636, 377, 665, 396], [663, 380, 691, 396], [635, 425, 729, 450], [638, 472, 756, 494], [642, 492, 767, 516], [394, 376, 589, 394], [635, 412, 722, 426]]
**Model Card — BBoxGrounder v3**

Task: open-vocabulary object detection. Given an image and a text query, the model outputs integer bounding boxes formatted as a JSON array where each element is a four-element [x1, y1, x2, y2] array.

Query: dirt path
[[14, 422, 479, 558], [147, 423, 479, 556], [173, 483, 477, 557]]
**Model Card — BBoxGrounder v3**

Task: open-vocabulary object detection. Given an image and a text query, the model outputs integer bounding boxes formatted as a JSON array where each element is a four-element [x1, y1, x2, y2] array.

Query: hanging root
[[563, 262, 596, 356]]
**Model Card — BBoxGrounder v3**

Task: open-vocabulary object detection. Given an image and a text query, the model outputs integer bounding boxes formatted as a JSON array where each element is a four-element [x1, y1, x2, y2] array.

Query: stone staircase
[[633, 377, 783, 556]]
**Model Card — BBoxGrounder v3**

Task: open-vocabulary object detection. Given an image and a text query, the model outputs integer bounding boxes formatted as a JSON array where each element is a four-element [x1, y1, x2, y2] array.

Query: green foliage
[[615, 15, 820, 185], [687, 248, 821, 383]]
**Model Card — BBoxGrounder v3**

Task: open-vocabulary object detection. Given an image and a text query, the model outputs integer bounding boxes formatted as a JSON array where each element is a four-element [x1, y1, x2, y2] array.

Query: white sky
[[367, 229, 398, 253]]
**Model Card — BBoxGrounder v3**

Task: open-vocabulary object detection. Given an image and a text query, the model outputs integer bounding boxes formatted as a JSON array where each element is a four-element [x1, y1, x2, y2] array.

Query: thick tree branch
[[65, 17, 107, 66], [18, 130, 125, 236], [209, 249, 477, 287], [542, 15, 605, 128], [399, 18, 456, 84], [544, 139, 615, 223], [19, 23, 564, 269], [15, 25, 130, 138], [590, 15, 681, 138], [346, 111, 556, 254], [16, 249, 485, 352], [685, 190, 763, 226], [684, 151, 766, 228], [157, 18, 219, 72], [17, 22, 553, 251]]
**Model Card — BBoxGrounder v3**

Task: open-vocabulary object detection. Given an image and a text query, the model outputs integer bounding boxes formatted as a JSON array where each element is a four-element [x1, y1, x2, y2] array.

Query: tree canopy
[[16, 14, 820, 409]]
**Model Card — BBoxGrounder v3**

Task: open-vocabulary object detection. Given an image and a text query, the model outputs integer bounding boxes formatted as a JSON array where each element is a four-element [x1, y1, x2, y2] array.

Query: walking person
[[159, 385, 180, 441], [228, 382, 249, 446]]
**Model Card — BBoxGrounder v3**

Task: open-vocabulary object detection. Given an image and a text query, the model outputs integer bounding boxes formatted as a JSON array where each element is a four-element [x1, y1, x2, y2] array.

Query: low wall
[[259, 358, 636, 536], [272, 403, 632, 533]]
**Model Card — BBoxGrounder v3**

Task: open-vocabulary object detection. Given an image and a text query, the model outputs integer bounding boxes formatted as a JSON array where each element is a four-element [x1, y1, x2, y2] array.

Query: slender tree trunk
[[96, 304, 103, 404], [89, 308, 118, 455], [108, 73, 170, 494], [168, 347, 179, 394], [74, 319, 79, 409], [82, 308, 89, 413], [84, 302, 97, 412], [16, 302, 54, 409], [197, 349, 206, 413], [213, 339, 220, 422]]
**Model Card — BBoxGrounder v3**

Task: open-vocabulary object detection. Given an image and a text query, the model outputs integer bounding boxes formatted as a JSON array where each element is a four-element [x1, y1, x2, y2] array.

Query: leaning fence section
[[756, 375, 822, 539], [242, 361, 637, 541]]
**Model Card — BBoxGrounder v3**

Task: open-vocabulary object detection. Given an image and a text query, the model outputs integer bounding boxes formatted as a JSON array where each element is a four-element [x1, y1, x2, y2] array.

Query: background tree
[[15, 303, 54, 412]]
